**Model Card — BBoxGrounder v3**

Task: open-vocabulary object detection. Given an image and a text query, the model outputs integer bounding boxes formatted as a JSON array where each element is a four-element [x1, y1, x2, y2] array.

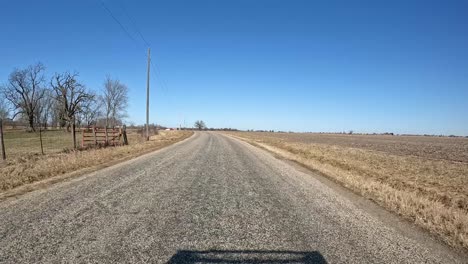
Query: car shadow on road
[[167, 249, 327, 264]]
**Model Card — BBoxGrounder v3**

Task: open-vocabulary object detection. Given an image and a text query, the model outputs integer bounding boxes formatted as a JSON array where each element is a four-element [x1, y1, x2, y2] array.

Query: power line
[[99, 0, 138, 45], [98, 0, 172, 103], [113, 1, 170, 97], [151, 60, 170, 95], [115, 0, 150, 47]]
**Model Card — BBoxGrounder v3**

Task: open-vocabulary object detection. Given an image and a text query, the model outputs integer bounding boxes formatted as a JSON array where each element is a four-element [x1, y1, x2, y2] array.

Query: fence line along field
[[0, 129, 193, 193], [3, 129, 80, 158], [224, 131, 468, 250], [0, 121, 143, 159], [2, 127, 130, 159]]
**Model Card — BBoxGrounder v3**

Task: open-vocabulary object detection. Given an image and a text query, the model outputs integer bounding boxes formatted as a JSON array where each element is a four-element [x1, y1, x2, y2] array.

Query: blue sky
[[1, 0, 467, 135]]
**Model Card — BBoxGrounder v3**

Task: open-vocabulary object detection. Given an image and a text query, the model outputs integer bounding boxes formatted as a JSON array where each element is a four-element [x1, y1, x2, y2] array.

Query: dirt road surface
[[0, 132, 464, 263]]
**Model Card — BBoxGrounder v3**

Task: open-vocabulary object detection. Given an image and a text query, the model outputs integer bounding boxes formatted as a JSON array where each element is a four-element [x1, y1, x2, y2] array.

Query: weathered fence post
[[122, 125, 128, 145], [92, 126, 97, 146], [0, 119, 6, 160], [39, 125, 44, 155], [105, 127, 109, 146], [72, 118, 77, 149]]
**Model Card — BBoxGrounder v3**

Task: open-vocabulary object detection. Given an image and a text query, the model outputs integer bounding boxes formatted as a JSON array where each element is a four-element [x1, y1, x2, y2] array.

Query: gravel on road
[[0, 132, 464, 263]]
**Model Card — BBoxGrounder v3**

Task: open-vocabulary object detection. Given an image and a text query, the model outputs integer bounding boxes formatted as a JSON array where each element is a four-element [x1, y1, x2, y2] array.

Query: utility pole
[[146, 48, 151, 141]]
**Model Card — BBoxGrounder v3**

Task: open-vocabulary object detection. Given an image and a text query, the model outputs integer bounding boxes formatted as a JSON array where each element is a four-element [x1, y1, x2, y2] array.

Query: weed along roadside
[[0, 130, 193, 196], [223, 131, 468, 252]]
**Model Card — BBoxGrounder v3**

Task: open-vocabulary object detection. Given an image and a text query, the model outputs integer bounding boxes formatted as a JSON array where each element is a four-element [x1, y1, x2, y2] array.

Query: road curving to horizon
[[0, 132, 465, 263]]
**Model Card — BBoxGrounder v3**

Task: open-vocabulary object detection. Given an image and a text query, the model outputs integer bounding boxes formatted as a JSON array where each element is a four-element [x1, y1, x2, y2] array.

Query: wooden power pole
[[146, 48, 151, 141]]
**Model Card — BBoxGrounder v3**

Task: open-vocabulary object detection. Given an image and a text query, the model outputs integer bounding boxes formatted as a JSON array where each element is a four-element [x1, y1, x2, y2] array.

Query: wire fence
[[1, 127, 81, 159], [0, 119, 131, 160]]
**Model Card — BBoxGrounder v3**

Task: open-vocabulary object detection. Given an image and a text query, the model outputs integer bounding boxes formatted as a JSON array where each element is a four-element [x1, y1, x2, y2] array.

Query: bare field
[[242, 133, 468, 162], [224, 131, 468, 250], [0, 130, 193, 193]]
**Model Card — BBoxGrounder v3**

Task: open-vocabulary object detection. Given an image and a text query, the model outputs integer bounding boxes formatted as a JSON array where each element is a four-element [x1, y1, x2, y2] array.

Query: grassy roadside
[[0, 130, 193, 193], [224, 132, 468, 251]]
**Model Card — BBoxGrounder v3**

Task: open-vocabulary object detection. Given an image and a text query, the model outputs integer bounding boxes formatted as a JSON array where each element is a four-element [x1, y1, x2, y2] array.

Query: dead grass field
[[224, 131, 468, 250], [1, 129, 152, 158], [2, 129, 78, 157], [0, 130, 193, 192]]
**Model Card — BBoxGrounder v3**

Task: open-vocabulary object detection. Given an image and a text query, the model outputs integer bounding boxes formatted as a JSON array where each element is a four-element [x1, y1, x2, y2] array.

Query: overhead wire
[[115, 0, 150, 47], [99, 0, 138, 45], [114, 0, 171, 98], [98, 0, 172, 100]]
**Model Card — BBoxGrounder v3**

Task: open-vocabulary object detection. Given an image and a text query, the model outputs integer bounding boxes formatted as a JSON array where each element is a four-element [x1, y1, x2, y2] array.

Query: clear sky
[[1, 0, 467, 135]]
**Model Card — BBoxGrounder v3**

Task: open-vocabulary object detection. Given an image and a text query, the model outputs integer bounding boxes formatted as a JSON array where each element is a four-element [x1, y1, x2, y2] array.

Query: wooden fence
[[81, 126, 128, 147]]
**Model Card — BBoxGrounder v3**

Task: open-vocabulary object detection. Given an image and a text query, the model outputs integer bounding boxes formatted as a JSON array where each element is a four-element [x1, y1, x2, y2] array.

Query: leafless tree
[[101, 76, 128, 128], [51, 72, 94, 132], [0, 63, 47, 131], [0, 97, 9, 120], [194, 120, 206, 130], [50, 99, 66, 129], [36, 89, 55, 129], [78, 94, 101, 127]]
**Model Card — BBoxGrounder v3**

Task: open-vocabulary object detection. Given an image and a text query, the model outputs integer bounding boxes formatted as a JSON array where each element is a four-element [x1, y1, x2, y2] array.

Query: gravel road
[[0, 132, 465, 263]]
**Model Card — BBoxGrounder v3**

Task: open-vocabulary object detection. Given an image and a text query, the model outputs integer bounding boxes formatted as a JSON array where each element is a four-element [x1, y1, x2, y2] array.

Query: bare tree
[[51, 72, 94, 133], [50, 99, 66, 129], [0, 97, 9, 120], [194, 120, 206, 130], [0, 63, 47, 131], [36, 89, 55, 129], [78, 94, 101, 127], [101, 76, 128, 128]]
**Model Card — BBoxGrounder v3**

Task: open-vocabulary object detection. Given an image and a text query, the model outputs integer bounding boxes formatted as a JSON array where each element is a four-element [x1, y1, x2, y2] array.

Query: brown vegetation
[[0, 130, 192, 192], [225, 131, 468, 250]]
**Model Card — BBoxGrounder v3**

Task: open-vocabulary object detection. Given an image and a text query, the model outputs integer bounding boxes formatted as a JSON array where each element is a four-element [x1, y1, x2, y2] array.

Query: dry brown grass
[[0, 130, 193, 192], [2, 129, 79, 157], [1, 128, 160, 158], [224, 131, 468, 250]]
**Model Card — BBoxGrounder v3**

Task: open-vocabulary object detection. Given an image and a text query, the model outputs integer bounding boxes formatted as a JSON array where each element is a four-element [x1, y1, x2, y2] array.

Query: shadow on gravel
[[167, 249, 327, 263]]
